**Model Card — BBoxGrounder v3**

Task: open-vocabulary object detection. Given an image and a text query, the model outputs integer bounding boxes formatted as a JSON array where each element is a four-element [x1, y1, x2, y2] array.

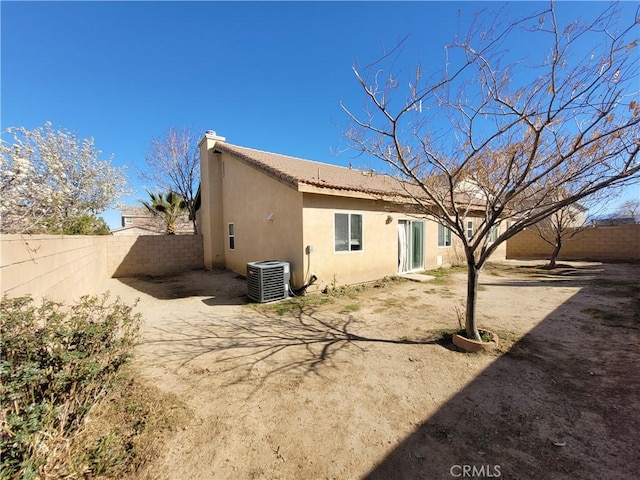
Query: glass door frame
[[398, 219, 425, 273]]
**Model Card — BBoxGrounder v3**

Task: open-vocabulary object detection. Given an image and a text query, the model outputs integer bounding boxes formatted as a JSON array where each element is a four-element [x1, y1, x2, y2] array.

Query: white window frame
[[488, 224, 499, 243], [228, 223, 235, 250], [438, 223, 452, 248], [334, 212, 363, 253], [466, 220, 474, 240]]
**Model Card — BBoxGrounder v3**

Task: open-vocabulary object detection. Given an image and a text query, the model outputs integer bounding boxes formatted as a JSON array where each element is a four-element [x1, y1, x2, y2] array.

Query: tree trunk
[[188, 204, 198, 234], [547, 237, 562, 269], [465, 261, 481, 341]]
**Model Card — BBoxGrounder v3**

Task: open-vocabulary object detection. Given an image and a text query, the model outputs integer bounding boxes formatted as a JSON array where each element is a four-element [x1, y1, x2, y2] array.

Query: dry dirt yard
[[105, 260, 640, 480]]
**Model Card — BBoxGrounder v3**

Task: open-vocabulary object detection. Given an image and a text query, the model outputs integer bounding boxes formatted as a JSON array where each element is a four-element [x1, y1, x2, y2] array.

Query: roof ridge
[[222, 142, 369, 173]]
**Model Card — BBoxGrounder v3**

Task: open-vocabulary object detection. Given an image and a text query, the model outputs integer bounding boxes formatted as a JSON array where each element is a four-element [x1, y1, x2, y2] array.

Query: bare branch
[[343, 1, 640, 340], [140, 126, 201, 233]]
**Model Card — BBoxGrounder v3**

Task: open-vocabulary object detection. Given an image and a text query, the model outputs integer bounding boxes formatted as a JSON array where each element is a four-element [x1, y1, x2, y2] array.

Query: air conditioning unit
[[246, 261, 290, 303]]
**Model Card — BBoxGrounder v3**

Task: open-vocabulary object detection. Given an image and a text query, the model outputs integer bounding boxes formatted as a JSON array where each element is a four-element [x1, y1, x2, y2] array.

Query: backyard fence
[[506, 225, 640, 262], [1, 234, 203, 301]]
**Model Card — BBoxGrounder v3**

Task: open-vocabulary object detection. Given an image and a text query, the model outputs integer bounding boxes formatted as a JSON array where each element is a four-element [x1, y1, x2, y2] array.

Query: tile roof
[[121, 206, 151, 217], [213, 142, 491, 213], [120, 206, 192, 233], [216, 143, 416, 198]]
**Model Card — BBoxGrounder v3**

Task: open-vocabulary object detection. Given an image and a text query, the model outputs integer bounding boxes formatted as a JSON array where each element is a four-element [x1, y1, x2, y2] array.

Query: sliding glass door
[[398, 220, 424, 273]]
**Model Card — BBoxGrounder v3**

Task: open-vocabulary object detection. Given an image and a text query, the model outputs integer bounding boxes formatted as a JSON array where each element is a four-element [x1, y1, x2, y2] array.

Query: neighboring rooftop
[[121, 206, 153, 218], [591, 216, 637, 226], [118, 205, 192, 234]]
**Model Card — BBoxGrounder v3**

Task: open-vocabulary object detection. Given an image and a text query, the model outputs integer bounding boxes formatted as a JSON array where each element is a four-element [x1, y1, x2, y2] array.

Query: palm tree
[[140, 190, 187, 234]]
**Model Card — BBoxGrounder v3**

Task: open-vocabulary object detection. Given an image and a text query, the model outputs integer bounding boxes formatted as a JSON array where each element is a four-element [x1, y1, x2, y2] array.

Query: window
[[334, 213, 363, 252], [438, 223, 452, 247], [124, 217, 133, 226], [466, 220, 474, 240], [489, 225, 499, 243], [228, 223, 235, 250]]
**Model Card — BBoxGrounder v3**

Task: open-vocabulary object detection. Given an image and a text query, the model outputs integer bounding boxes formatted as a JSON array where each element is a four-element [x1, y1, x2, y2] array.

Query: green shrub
[[0, 294, 140, 479]]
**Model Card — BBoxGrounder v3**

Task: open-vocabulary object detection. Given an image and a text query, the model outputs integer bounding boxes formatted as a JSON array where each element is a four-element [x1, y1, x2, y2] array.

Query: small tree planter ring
[[452, 330, 499, 353]]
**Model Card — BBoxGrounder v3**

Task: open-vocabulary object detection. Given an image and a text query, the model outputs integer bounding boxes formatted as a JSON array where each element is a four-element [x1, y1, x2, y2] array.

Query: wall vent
[[246, 261, 290, 303]]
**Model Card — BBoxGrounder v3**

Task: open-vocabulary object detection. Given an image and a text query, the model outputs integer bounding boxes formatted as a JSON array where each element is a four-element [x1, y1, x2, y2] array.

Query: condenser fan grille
[[246, 261, 290, 302]]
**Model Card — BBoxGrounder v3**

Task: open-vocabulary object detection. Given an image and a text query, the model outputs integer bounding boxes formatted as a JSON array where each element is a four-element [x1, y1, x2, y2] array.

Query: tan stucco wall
[[302, 195, 398, 289], [488, 240, 507, 263], [202, 149, 305, 284], [199, 136, 226, 268], [1, 235, 204, 302], [507, 225, 640, 261], [300, 195, 502, 290]]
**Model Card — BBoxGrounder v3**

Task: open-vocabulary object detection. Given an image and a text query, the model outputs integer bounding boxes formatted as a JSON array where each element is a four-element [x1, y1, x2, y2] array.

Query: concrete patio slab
[[400, 273, 436, 282]]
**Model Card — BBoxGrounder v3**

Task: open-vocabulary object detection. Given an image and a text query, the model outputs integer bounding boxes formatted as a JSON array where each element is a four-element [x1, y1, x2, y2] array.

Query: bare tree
[[141, 127, 200, 233], [343, 2, 639, 341], [532, 186, 619, 268], [615, 199, 640, 223], [533, 201, 588, 269]]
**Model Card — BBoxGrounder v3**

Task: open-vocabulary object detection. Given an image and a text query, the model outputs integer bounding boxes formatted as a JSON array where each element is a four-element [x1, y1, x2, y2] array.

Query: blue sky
[[2, 1, 638, 228]]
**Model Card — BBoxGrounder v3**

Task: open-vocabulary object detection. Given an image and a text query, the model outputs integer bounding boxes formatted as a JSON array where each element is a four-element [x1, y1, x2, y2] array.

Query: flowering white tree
[[0, 122, 129, 234]]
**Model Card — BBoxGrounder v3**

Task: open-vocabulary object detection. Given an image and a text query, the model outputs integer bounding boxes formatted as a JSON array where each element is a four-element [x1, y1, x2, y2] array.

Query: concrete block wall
[[0, 235, 108, 301], [506, 225, 640, 262], [1, 234, 204, 302], [107, 235, 204, 277]]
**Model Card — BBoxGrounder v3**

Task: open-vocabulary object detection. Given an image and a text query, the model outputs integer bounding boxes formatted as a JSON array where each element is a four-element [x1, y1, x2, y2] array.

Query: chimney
[[199, 130, 227, 269], [199, 130, 226, 147]]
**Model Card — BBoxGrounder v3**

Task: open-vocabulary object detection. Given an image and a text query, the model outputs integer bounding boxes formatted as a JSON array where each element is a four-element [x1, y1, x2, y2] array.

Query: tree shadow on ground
[[139, 301, 454, 394], [130, 263, 639, 477], [482, 263, 610, 288], [364, 264, 640, 479]]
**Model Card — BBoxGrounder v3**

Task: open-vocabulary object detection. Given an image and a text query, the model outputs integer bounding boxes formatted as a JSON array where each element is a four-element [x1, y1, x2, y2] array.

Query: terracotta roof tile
[[214, 143, 490, 213], [216, 143, 414, 198]]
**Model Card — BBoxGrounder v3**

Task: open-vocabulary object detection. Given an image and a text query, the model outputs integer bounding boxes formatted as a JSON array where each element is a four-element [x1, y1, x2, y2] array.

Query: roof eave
[[298, 182, 424, 205], [215, 146, 300, 191]]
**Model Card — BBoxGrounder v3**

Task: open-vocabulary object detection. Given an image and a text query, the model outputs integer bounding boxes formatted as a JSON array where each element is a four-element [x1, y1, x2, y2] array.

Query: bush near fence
[[0, 294, 141, 479]]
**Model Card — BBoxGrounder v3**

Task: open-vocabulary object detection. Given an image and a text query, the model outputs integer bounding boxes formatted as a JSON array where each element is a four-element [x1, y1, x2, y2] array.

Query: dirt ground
[[104, 260, 640, 480]]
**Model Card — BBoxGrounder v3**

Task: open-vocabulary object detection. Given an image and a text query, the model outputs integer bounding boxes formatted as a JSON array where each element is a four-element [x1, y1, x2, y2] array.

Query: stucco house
[[196, 131, 505, 292], [111, 206, 192, 236]]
